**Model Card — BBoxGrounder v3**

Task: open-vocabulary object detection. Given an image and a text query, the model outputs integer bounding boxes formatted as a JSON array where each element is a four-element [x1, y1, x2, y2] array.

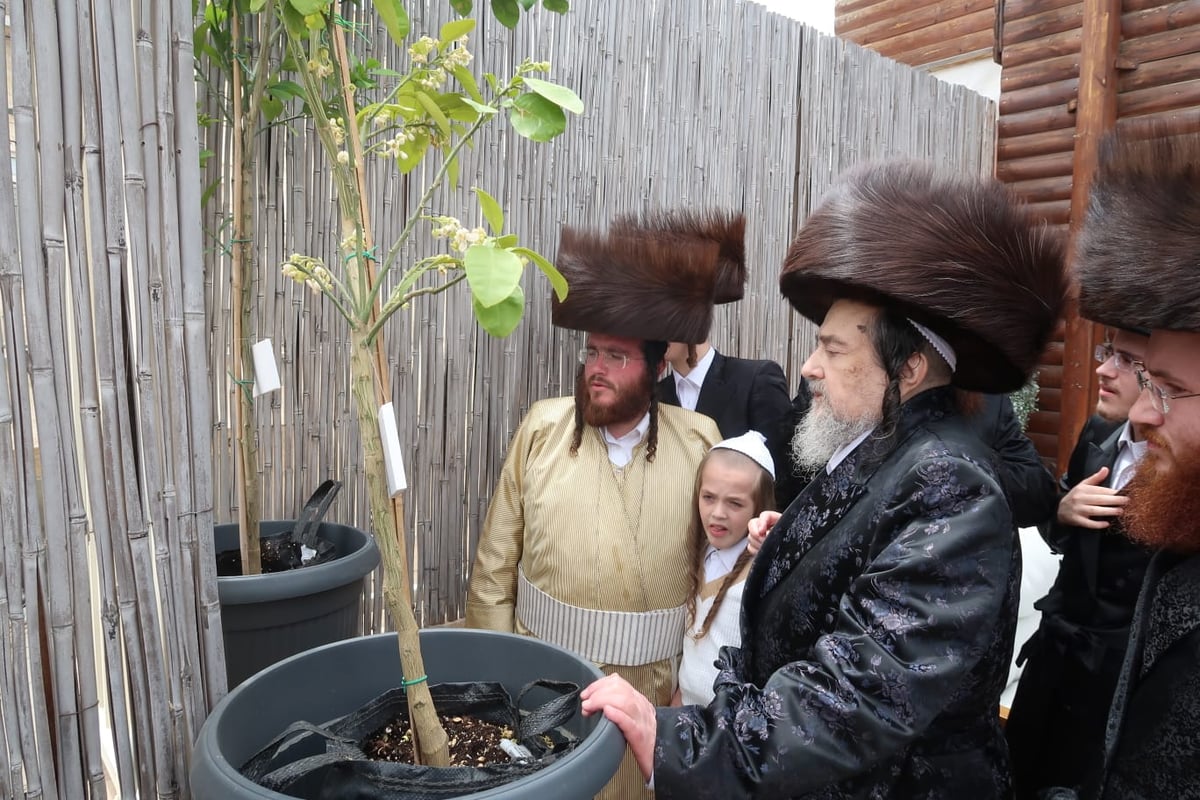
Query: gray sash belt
[[516, 568, 686, 666]]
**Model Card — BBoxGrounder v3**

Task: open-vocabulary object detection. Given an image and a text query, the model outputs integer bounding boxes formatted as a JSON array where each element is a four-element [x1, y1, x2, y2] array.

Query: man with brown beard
[[1068, 128, 1200, 799], [466, 225, 722, 800]]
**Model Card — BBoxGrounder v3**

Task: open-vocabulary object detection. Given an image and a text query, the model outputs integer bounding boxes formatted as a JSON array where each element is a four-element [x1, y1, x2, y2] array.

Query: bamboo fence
[[0, 0, 994, 796]]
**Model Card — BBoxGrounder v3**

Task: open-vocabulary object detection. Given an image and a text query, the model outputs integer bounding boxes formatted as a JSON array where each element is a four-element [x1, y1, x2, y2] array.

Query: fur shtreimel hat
[[1076, 129, 1200, 333], [611, 209, 747, 303], [551, 226, 719, 343], [779, 160, 1067, 393]]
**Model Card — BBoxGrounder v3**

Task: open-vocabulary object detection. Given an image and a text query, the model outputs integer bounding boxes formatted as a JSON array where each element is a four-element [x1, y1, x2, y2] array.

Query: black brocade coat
[[1092, 550, 1200, 800], [654, 388, 1020, 799]]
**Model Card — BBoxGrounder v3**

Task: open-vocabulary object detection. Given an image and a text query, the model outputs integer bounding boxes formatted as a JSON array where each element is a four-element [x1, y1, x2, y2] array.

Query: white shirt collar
[[703, 537, 749, 583], [826, 428, 875, 474], [602, 411, 651, 468], [1111, 421, 1147, 491], [671, 347, 716, 412]]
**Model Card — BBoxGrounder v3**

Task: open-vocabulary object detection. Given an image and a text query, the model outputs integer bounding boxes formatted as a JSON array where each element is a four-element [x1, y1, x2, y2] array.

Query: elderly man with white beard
[[581, 160, 1067, 799]]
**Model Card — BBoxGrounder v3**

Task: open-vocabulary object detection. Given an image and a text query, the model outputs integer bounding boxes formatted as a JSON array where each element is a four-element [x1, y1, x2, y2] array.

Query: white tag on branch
[[251, 338, 282, 397], [378, 402, 407, 495]]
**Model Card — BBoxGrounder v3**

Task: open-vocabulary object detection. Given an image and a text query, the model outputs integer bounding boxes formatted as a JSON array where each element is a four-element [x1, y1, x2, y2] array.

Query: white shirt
[[703, 537, 750, 583], [670, 347, 716, 412], [1109, 421, 1147, 491], [602, 412, 651, 468], [826, 428, 875, 474]]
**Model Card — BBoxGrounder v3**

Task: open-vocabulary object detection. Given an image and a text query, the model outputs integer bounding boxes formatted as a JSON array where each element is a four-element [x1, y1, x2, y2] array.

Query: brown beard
[[574, 366, 653, 428], [1123, 434, 1200, 554]]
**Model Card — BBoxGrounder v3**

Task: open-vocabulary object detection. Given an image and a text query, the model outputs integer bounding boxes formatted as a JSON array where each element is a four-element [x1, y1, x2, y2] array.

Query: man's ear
[[898, 351, 929, 399]]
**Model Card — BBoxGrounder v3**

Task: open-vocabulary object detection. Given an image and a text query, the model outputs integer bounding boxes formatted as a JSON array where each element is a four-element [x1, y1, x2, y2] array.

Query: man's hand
[[747, 510, 782, 555], [1056, 466, 1127, 529], [581, 673, 657, 780]]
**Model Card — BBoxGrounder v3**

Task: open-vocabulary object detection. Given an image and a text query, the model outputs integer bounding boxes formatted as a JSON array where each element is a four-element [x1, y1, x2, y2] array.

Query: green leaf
[[249, 0, 267, 11], [517, 0, 535, 8], [542, 0, 568, 11], [267, 79, 306, 102], [491, 0, 520, 29], [415, 91, 452, 138], [473, 187, 505, 234], [464, 244, 523, 308], [396, 130, 430, 174], [449, 0, 473, 13], [508, 94, 567, 142], [280, 2, 307, 38], [473, 285, 525, 337], [439, 18, 476, 43], [288, 0, 327, 14], [371, 0, 410, 48], [261, 95, 284, 122], [495, 234, 518, 248], [513, 246, 568, 301], [461, 97, 497, 117], [447, 155, 460, 189], [521, 77, 584, 114], [450, 65, 483, 103]]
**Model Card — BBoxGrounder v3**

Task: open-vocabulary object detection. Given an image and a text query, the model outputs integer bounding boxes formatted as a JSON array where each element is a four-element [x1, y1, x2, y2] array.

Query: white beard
[[789, 396, 880, 473]]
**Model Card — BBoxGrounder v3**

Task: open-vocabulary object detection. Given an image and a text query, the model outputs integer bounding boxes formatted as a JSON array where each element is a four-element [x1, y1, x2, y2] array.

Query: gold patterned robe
[[466, 397, 720, 799]]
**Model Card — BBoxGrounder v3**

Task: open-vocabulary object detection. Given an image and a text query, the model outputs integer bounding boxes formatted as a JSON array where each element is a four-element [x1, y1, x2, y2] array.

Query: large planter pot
[[190, 629, 626, 799], [216, 521, 380, 688]]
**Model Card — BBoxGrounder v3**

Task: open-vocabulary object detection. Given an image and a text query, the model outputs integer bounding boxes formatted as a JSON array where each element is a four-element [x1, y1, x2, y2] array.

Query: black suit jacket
[[966, 393, 1057, 529], [657, 351, 790, 440], [1005, 415, 1154, 798]]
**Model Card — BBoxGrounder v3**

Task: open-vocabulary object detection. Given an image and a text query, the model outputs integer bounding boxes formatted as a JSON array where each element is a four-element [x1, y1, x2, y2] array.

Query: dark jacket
[[653, 387, 1019, 799], [657, 350, 791, 440], [966, 393, 1056, 530], [1006, 416, 1153, 798], [1093, 550, 1200, 799]]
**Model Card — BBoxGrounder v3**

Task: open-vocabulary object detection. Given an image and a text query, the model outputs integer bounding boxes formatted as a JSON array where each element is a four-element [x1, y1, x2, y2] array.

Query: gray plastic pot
[[190, 629, 626, 799], [216, 521, 380, 688]]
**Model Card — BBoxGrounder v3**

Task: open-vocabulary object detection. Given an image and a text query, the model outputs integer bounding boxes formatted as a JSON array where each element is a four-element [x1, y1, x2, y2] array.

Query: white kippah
[[711, 430, 775, 479], [907, 318, 957, 373]]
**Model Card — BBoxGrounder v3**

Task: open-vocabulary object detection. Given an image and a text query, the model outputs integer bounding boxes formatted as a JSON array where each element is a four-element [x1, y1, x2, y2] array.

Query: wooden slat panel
[[1000, 76, 1080, 115], [997, 128, 1077, 161], [1002, 51, 1081, 92], [1117, 49, 1200, 92], [995, 150, 1074, 182], [1002, 2, 1084, 46], [842, 0, 990, 46], [998, 104, 1076, 138], [1002, 26, 1082, 68]]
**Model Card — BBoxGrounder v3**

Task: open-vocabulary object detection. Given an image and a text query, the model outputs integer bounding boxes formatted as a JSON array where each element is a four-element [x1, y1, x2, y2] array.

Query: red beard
[[574, 366, 653, 428], [1123, 434, 1200, 554]]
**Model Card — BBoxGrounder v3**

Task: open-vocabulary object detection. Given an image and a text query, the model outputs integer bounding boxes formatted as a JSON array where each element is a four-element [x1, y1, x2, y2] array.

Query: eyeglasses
[[578, 348, 643, 370], [1094, 342, 1143, 373], [1135, 370, 1200, 415]]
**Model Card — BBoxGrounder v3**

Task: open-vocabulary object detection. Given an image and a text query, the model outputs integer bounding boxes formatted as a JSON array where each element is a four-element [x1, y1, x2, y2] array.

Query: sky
[[751, 0, 835, 33]]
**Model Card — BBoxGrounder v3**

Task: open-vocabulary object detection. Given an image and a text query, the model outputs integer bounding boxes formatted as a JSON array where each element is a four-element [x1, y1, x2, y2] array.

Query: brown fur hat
[[551, 226, 719, 343], [1076, 129, 1200, 332], [611, 209, 747, 303], [780, 160, 1067, 393]]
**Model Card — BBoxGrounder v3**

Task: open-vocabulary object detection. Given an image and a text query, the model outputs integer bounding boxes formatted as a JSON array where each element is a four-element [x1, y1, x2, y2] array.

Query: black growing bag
[[240, 679, 583, 799]]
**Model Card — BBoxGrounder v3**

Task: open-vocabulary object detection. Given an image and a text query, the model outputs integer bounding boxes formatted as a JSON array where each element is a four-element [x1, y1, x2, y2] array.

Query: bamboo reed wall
[[202, 0, 996, 633], [1, 0, 217, 797], [836, 0, 997, 66]]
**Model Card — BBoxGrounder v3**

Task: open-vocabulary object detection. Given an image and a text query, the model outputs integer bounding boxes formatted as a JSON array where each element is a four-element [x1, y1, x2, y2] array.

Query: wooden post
[[1060, 0, 1120, 475]]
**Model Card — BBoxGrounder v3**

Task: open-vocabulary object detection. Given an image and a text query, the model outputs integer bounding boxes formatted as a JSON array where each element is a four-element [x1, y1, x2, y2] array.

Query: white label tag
[[378, 402, 407, 495], [251, 338, 282, 396]]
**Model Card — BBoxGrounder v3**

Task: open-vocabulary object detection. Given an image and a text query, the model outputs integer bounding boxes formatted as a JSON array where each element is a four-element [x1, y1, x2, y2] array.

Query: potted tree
[[196, 0, 382, 689], [192, 0, 624, 795]]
